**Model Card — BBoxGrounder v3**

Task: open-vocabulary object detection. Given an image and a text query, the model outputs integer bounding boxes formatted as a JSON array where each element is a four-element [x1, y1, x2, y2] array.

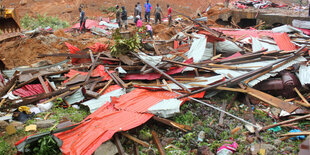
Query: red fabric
[[297, 27, 310, 35], [168, 7, 172, 15], [71, 19, 106, 29], [65, 42, 80, 63], [237, 3, 247, 9], [65, 65, 113, 81], [273, 33, 297, 51], [88, 43, 109, 53], [54, 88, 205, 155], [174, 40, 179, 49], [198, 30, 225, 43], [13, 84, 46, 97], [123, 58, 193, 80]]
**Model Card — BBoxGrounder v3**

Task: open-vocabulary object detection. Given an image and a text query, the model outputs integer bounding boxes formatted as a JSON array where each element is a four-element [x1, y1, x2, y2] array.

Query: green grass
[[0, 137, 12, 155], [21, 14, 70, 30]]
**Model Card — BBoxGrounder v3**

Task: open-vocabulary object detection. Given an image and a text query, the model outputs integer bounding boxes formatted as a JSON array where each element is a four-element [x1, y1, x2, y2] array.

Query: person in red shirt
[[167, 4, 172, 26]]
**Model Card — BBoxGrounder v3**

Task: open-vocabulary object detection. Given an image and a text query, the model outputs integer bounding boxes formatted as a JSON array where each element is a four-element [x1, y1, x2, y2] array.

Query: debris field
[[1, 0, 310, 155]]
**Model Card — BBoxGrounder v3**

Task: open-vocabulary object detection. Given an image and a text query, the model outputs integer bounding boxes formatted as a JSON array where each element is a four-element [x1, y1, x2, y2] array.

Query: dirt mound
[[0, 32, 104, 69]]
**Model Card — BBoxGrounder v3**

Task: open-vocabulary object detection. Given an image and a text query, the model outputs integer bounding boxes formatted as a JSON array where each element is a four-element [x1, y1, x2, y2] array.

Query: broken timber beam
[[259, 114, 310, 132], [114, 133, 125, 155], [177, 46, 306, 99], [121, 132, 150, 147], [152, 116, 192, 132], [131, 52, 191, 93], [151, 130, 166, 155]]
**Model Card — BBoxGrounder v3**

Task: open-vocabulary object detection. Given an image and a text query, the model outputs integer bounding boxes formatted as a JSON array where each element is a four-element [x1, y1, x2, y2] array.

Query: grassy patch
[[0, 137, 12, 155], [21, 14, 70, 30]]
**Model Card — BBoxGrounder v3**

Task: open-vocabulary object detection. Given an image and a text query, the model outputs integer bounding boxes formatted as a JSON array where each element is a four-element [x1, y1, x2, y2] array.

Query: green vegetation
[[0, 137, 12, 155], [21, 14, 70, 30], [100, 6, 117, 13], [24, 135, 61, 155], [110, 29, 141, 57]]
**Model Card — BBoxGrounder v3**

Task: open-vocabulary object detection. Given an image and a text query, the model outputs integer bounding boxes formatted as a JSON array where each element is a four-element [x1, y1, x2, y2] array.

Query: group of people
[[78, 0, 173, 39], [135, 0, 173, 26], [115, 0, 173, 30]]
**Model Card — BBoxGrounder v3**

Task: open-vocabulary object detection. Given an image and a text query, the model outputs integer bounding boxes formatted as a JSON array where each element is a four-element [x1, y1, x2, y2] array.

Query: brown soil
[[0, 32, 109, 69]]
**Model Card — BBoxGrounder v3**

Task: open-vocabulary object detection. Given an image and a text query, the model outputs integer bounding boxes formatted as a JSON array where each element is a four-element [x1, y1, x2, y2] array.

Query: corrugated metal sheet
[[13, 84, 45, 97], [82, 86, 126, 113], [215, 56, 307, 87], [273, 33, 297, 51], [55, 88, 205, 155], [213, 28, 275, 40], [297, 64, 310, 86]]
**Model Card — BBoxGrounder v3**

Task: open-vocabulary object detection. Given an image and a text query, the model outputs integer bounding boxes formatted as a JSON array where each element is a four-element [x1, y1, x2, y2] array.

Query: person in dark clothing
[[154, 4, 162, 24], [116, 5, 121, 28], [134, 4, 139, 23], [121, 6, 128, 30], [144, 0, 152, 22], [137, 2, 142, 18], [79, 7, 86, 32]]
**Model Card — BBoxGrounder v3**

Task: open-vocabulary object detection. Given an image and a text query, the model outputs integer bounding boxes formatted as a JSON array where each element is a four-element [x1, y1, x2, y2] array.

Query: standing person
[[137, 17, 143, 28], [116, 5, 121, 28], [79, 7, 86, 32], [137, 2, 142, 18], [309, 0, 310, 16], [225, 0, 230, 8], [134, 4, 139, 23], [144, 0, 152, 22], [121, 6, 128, 30], [167, 4, 172, 26], [154, 4, 163, 24], [145, 22, 153, 39]]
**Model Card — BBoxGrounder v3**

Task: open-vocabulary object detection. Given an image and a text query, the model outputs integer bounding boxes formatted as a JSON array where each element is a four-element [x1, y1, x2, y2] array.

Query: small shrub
[[21, 14, 70, 30], [110, 29, 141, 57]]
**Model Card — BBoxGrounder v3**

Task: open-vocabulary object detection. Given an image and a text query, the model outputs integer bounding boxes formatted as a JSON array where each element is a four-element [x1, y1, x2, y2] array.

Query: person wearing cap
[[116, 5, 121, 28], [154, 4, 163, 24], [121, 6, 128, 30], [144, 0, 152, 22]]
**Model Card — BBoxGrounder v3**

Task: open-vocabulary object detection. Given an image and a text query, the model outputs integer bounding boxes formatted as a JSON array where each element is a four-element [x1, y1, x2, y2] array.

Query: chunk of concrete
[[35, 120, 56, 128], [0, 120, 9, 129], [10, 121, 24, 130], [94, 140, 118, 155]]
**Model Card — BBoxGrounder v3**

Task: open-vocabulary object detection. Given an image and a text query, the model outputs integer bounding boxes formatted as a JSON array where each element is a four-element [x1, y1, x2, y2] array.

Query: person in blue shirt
[[144, 0, 152, 22]]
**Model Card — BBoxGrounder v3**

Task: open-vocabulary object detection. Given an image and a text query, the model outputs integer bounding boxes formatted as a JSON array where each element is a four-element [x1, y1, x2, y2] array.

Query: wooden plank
[[0, 83, 16, 108], [151, 130, 166, 155], [114, 133, 125, 155], [281, 132, 310, 137], [99, 79, 113, 95], [153, 116, 191, 132], [294, 87, 310, 105], [259, 114, 310, 132], [38, 75, 50, 93], [246, 87, 298, 113], [132, 52, 191, 93], [121, 132, 150, 147]]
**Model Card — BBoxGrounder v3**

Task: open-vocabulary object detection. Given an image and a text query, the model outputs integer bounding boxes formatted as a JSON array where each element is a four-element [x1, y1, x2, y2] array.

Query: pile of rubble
[[1, 4, 310, 155]]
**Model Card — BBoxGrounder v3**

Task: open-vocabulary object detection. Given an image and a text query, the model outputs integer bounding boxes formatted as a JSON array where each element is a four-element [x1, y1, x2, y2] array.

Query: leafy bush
[[0, 137, 11, 155], [100, 6, 117, 13], [21, 14, 70, 30], [24, 135, 61, 155], [110, 29, 141, 57]]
